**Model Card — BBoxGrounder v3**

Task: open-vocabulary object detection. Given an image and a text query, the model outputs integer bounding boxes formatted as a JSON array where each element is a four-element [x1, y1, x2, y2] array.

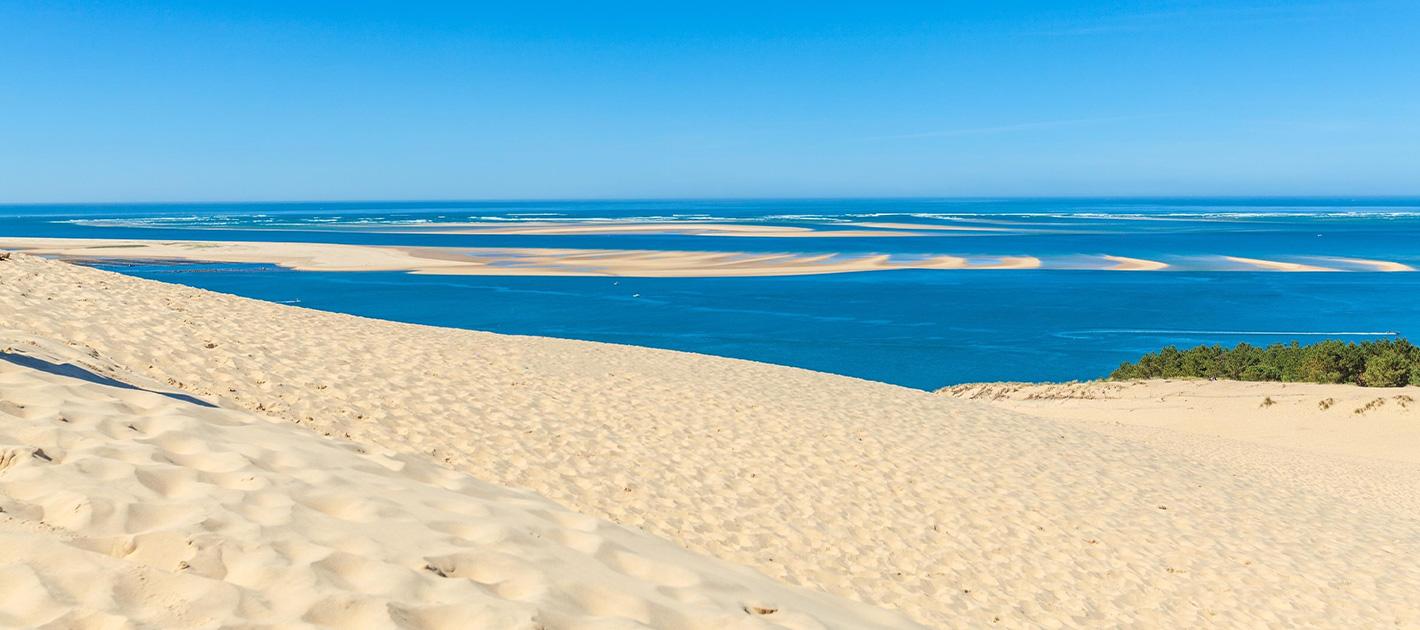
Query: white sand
[[941, 379, 1420, 517], [5, 253, 1420, 627], [0, 336, 913, 628]]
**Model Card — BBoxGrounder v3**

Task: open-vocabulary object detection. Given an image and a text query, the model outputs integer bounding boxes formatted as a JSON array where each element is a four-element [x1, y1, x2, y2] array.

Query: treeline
[[1109, 339, 1420, 387]]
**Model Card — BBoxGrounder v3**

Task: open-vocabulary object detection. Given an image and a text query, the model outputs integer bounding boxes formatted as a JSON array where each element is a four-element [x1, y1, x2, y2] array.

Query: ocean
[[4, 197, 1419, 389]]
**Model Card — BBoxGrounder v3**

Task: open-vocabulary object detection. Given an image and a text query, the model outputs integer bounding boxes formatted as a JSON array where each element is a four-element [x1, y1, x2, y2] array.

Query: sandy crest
[[5, 253, 1420, 627], [0, 336, 916, 628]]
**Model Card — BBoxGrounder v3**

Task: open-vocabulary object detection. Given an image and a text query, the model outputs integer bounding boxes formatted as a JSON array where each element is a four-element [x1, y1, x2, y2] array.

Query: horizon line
[[5, 193, 1420, 207]]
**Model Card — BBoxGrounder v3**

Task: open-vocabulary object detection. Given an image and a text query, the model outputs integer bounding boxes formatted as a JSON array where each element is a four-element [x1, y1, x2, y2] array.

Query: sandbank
[[1322, 257, 1417, 272], [0, 237, 1030, 277], [1101, 255, 1170, 271], [1222, 255, 1340, 272]]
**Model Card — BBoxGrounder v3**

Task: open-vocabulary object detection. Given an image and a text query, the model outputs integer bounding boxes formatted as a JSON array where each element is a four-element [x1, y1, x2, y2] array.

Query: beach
[[5, 252, 1420, 627]]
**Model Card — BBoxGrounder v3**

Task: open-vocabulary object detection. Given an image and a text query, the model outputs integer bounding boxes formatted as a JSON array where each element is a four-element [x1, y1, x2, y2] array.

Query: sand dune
[[0, 336, 912, 628], [941, 379, 1420, 517], [5, 252, 1420, 627]]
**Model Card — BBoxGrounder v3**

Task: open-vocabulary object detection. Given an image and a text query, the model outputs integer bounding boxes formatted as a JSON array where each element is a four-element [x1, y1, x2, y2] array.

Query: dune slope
[[941, 379, 1420, 464], [0, 337, 914, 628], [4, 253, 1420, 627], [941, 379, 1420, 519]]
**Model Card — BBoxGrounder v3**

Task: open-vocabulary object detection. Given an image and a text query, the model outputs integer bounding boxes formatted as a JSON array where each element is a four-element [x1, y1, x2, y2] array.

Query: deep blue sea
[[5, 198, 1419, 389]]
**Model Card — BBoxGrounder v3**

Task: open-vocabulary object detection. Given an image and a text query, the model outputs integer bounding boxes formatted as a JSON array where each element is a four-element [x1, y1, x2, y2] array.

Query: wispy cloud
[[863, 114, 1170, 141]]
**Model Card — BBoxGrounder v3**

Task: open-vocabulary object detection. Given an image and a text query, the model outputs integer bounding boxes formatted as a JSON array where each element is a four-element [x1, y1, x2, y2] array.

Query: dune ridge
[[4, 252, 1420, 627]]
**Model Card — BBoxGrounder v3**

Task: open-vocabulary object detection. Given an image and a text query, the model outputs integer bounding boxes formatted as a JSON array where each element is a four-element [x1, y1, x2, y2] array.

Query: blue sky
[[1, 0, 1417, 201]]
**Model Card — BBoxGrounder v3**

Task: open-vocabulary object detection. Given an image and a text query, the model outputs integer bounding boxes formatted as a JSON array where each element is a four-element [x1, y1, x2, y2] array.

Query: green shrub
[[1240, 364, 1282, 382], [1363, 350, 1411, 387], [1297, 339, 1364, 384], [1220, 342, 1263, 379], [1109, 338, 1416, 387]]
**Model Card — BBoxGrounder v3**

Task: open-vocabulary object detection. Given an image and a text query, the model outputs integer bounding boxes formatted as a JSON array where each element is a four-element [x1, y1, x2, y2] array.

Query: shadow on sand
[[0, 352, 216, 408]]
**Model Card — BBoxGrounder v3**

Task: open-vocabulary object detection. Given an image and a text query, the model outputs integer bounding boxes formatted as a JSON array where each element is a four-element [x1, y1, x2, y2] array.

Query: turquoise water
[[4, 198, 1419, 389]]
